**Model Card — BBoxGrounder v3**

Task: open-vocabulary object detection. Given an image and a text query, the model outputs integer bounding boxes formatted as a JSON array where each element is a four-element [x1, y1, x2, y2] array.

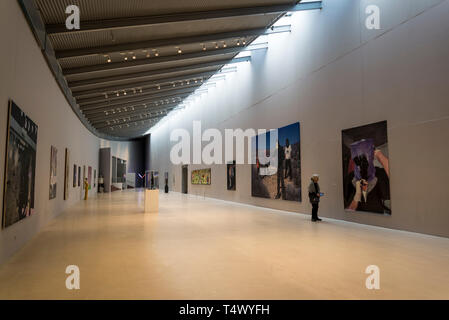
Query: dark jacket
[[308, 181, 320, 204]]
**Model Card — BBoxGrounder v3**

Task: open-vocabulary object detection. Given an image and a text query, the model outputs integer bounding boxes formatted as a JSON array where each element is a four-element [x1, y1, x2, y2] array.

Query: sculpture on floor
[[84, 178, 89, 200]]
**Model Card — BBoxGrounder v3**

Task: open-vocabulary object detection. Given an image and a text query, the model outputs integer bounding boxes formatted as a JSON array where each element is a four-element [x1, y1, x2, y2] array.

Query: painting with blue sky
[[251, 122, 301, 201]]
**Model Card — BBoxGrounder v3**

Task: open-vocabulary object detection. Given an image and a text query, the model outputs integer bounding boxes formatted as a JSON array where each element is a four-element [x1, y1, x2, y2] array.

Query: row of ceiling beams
[[23, 1, 322, 138], [47, 1, 323, 35]]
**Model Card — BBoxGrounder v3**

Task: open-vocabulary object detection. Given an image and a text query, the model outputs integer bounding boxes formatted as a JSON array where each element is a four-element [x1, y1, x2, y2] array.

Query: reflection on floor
[[0, 189, 448, 299]]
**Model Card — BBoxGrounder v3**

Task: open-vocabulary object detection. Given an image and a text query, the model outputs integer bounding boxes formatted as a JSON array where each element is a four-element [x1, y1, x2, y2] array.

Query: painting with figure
[[88, 166, 92, 190], [2, 100, 38, 228], [49, 145, 58, 200], [227, 161, 236, 190], [73, 164, 77, 188], [342, 121, 391, 215], [191, 169, 211, 185], [251, 122, 301, 201], [64, 148, 70, 200]]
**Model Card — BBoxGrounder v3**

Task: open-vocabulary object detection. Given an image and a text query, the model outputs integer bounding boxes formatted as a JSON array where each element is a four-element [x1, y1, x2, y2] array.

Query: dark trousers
[[312, 203, 319, 220], [276, 166, 285, 194]]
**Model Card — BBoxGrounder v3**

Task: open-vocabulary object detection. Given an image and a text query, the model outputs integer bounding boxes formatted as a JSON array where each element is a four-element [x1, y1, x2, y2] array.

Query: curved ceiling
[[20, 0, 321, 140]]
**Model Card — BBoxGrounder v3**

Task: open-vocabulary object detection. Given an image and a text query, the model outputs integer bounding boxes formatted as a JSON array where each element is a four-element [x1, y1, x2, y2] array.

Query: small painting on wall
[[64, 148, 70, 200], [88, 166, 92, 190], [73, 164, 77, 188], [83, 166, 86, 189], [191, 168, 211, 185], [49, 145, 58, 200], [78, 166, 81, 187]]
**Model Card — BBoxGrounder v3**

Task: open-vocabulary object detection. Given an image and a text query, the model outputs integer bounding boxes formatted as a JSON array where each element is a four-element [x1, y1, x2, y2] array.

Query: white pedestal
[[144, 189, 159, 213]]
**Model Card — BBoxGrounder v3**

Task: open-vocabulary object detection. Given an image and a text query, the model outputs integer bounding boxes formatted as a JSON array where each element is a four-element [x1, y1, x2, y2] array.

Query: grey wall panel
[[127, 138, 146, 187], [99, 148, 111, 192], [145, 134, 151, 172]]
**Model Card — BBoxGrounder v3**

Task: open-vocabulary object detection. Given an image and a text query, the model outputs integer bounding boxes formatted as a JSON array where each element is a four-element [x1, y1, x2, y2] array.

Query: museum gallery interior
[[0, 0, 448, 300]]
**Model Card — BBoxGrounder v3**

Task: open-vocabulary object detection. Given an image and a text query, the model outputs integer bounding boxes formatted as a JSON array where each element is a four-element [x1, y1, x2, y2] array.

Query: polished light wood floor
[[0, 190, 448, 299]]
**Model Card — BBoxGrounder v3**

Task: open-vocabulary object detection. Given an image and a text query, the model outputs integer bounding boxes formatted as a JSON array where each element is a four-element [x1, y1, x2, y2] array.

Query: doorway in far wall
[[182, 165, 188, 194]]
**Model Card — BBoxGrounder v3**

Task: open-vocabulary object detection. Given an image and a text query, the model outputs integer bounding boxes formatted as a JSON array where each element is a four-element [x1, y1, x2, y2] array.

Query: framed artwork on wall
[[82, 166, 86, 189], [94, 169, 96, 188], [64, 148, 70, 200], [191, 168, 211, 185], [251, 122, 301, 201], [88, 166, 92, 190], [49, 145, 58, 200], [78, 166, 81, 187], [227, 161, 236, 190], [2, 100, 38, 229], [342, 121, 391, 215], [73, 164, 77, 188]]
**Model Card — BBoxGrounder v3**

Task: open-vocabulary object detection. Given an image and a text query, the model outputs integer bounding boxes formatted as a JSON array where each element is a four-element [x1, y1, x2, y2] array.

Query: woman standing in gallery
[[84, 178, 89, 200], [308, 174, 322, 222]]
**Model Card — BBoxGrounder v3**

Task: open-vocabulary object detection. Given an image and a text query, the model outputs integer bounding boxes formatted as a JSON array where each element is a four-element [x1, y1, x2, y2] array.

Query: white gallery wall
[[150, 0, 449, 237], [0, 1, 100, 264], [99, 140, 133, 162]]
